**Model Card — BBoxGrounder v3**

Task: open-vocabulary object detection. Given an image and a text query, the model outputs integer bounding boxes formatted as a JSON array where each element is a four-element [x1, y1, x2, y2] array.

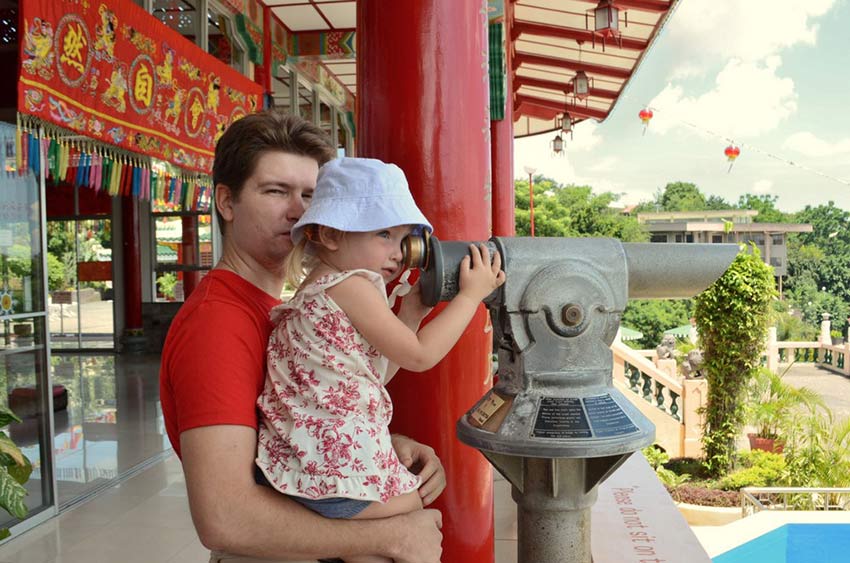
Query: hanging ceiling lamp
[[588, 0, 624, 51], [573, 71, 590, 100], [551, 133, 564, 156], [560, 113, 574, 140]]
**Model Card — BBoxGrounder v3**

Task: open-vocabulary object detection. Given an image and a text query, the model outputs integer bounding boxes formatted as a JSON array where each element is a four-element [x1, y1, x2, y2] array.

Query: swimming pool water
[[713, 524, 850, 563]]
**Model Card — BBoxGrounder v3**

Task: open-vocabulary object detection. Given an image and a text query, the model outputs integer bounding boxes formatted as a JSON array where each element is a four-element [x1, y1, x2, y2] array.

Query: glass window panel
[[273, 73, 292, 113], [208, 8, 245, 70], [2, 316, 53, 528], [1, 174, 46, 316], [48, 215, 115, 351], [298, 82, 314, 122], [153, 0, 200, 41], [319, 102, 333, 139], [152, 212, 212, 302], [336, 111, 349, 157], [0, 127, 53, 529]]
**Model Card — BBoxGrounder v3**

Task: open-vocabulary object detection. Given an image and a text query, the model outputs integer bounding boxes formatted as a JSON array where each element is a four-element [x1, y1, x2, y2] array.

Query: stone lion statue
[[655, 335, 677, 360], [681, 349, 704, 379]]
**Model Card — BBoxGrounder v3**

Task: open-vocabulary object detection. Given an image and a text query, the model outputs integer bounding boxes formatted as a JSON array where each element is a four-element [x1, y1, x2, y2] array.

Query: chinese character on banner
[[57, 15, 91, 87], [129, 55, 156, 114]]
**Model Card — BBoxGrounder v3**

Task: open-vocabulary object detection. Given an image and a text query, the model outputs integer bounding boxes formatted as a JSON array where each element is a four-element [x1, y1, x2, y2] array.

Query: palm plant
[[745, 367, 824, 447], [784, 411, 850, 487]]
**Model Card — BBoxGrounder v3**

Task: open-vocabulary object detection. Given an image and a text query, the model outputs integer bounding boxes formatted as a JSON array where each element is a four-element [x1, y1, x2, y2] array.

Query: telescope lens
[[401, 232, 430, 270]]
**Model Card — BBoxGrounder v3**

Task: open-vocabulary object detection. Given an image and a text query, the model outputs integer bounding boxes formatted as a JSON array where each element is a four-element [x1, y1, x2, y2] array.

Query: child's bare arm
[[386, 281, 432, 382], [329, 246, 504, 372]]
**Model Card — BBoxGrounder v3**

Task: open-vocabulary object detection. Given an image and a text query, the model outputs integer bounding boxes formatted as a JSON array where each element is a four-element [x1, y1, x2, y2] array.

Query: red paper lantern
[[638, 108, 653, 135], [724, 144, 741, 172]]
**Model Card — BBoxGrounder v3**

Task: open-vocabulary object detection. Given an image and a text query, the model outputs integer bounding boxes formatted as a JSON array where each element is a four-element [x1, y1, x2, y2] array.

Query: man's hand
[[390, 509, 443, 563], [392, 434, 446, 507]]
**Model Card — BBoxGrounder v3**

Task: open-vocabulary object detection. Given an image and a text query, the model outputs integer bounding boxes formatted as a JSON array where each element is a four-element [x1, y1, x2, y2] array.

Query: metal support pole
[[515, 458, 596, 563]]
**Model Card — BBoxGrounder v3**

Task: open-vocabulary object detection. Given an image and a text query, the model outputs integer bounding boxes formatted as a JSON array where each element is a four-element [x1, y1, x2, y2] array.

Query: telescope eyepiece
[[401, 232, 431, 271]]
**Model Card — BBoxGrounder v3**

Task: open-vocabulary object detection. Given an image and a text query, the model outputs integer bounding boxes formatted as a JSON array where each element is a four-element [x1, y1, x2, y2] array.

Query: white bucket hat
[[291, 157, 433, 244]]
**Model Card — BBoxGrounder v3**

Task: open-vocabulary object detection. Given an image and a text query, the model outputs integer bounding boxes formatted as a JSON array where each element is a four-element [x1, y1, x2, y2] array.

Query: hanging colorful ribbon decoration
[[638, 108, 653, 136], [15, 117, 212, 211], [724, 144, 741, 173]]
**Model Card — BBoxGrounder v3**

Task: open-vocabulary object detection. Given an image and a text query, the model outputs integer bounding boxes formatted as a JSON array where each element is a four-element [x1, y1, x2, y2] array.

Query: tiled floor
[[0, 453, 520, 563], [0, 453, 209, 563]]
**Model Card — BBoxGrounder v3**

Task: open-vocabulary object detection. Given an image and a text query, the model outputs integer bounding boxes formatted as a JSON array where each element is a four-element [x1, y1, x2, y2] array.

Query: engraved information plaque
[[584, 394, 638, 437], [532, 397, 592, 438]]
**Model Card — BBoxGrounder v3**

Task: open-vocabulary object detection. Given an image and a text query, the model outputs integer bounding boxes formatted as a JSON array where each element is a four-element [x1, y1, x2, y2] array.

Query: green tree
[[633, 182, 731, 213], [47, 222, 75, 257], [786, 241, 824, 286], [659, 182, 707, 211], [695, 247, 776, 476], [706, 195, 734, 210], [621, 299, 692, 349], [796, 202, 850, 254], [737, 194, 790, 223], [514, 177, 646, 241], [786, 203, 850, 329], [47, 253, 65, 291]]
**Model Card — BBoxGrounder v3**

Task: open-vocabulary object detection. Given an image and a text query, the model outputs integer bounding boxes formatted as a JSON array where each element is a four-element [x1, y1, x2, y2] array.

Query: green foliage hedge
[[695, 246, 777, 476], [718, 451, 786, 490]]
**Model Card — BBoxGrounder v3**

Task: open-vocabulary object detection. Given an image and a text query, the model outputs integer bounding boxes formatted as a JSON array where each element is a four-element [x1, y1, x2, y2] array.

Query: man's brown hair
[[212, 110, 336, 229]]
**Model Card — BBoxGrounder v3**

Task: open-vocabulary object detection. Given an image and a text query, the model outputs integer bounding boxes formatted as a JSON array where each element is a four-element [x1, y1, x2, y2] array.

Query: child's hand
[[457, 244, 505, 303]]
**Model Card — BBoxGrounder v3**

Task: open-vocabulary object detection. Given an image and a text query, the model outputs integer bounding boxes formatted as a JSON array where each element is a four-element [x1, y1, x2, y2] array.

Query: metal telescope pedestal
[[411, 237, 738, 563]]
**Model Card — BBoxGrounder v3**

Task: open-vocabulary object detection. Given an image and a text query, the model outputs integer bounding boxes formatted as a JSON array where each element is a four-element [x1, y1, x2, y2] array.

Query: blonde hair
[[283, 238, 312, 290], [283, 225, 344, 290]]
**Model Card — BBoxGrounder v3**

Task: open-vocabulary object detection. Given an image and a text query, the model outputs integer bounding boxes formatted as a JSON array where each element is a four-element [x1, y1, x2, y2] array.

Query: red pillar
[[254, 4, 273, 94], [181, 216, 200, 298], [357, 3, 494, 562], [491, 2, 516, 237], [121, 197, 142, 332]]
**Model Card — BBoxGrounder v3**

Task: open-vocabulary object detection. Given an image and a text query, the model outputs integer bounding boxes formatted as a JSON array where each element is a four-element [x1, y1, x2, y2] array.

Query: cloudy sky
[[513, 0, 850, 212]]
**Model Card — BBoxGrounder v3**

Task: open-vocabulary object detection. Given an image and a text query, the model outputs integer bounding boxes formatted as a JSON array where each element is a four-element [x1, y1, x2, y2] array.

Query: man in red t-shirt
[[160, 111, 445, 563]]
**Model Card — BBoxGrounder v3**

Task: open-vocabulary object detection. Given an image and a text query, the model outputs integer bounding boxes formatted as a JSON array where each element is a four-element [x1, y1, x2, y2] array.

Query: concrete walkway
[[783, 363, 850, 420]]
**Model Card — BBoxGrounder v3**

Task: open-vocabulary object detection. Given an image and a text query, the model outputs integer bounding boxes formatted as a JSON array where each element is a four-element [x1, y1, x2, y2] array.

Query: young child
[[255, 157, 504, 563]]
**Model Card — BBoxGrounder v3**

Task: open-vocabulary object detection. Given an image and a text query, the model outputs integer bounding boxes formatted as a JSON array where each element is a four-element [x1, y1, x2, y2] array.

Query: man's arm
[[180, 424, 443, 562]]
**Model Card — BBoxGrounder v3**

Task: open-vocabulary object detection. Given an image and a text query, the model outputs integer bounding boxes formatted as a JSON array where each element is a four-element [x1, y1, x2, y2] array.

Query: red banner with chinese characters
[[18, 0, 263, 174]]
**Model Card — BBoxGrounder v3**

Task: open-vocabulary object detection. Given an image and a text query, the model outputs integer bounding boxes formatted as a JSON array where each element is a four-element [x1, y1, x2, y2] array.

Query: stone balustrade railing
[[764, 315, 850, 376], [611, 340, 706, 458]]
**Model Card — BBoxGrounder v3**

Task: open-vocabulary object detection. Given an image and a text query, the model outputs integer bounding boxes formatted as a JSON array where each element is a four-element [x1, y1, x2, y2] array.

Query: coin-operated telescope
[[402, 235, 738, 563]]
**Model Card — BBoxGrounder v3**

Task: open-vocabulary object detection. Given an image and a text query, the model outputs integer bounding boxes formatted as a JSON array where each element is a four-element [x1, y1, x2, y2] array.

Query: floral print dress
[[256, 269, 421, 503]]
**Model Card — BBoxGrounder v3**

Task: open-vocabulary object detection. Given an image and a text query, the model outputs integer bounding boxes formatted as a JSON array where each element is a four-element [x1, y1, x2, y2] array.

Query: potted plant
[[0, 404, 31, 539], [745, 367, 824, 453]]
